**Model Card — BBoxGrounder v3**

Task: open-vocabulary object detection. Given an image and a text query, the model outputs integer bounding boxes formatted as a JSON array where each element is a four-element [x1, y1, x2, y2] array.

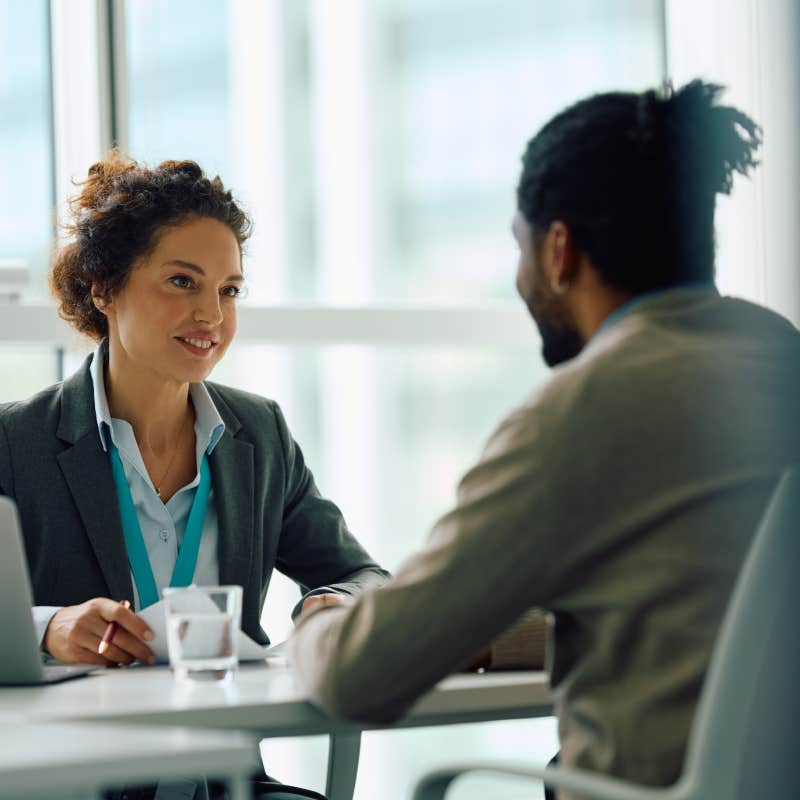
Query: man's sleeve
[[289, 401, 567, 723], [270, 402, 390, 600]]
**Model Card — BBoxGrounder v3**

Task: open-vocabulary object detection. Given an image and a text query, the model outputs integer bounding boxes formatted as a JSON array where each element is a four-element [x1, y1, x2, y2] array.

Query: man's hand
[[43, 598, 156, 666], [298, 592, 350, 620]]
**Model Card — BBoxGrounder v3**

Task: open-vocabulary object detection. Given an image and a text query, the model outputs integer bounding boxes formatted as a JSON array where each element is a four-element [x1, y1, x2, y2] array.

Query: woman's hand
[[43, 598, 156, 666]]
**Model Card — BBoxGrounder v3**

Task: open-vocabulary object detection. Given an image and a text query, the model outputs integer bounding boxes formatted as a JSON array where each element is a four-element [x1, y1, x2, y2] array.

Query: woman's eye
[[221, 285, 245, 299], [170, 275, 194, 289]]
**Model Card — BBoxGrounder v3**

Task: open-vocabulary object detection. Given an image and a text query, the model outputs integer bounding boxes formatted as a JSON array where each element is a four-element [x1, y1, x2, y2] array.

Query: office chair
[[414, 466, 800, 800]]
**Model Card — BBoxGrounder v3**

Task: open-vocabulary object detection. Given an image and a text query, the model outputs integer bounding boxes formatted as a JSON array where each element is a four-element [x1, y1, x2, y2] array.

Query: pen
[[98, 599, 131, 655]]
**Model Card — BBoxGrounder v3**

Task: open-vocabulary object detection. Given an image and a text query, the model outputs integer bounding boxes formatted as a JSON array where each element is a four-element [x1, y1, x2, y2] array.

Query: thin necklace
[[154, 411, 191, 498]]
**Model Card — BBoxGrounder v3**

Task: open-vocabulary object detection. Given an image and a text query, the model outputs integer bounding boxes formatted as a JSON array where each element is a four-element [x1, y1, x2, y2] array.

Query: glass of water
[[162, 585, 243, 683]]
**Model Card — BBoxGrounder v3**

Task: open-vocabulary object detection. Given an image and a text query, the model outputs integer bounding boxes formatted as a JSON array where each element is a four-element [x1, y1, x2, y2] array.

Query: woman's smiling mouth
[[175, 335, 218, 355]]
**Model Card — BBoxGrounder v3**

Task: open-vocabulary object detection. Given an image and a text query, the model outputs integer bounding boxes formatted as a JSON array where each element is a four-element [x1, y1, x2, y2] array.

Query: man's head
[[514, 80, 761, 366]]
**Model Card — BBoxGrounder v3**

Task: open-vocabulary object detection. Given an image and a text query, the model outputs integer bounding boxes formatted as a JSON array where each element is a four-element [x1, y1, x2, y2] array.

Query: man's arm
[[290, 403, 564, 723]]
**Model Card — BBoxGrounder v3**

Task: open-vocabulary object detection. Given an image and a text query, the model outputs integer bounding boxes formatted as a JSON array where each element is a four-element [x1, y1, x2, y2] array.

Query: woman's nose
[[193, 292, 223, 325]]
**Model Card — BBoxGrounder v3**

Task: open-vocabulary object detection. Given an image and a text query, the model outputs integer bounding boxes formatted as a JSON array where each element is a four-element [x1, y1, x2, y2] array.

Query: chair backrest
[[680, 466, 800, 799]]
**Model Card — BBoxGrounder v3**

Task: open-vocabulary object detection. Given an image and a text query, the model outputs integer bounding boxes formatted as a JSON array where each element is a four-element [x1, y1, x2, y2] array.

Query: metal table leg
[[325, 732, 362, 800]]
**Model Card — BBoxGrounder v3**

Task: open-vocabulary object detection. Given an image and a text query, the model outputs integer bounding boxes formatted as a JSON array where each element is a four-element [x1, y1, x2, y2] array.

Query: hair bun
[[662, 80, 762, 196], [74, 151, 138, 211], [158, 160, 204, 182], [634, 88, 667, 151]]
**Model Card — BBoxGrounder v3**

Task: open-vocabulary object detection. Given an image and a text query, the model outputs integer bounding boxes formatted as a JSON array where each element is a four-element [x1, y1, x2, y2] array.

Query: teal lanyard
[[106, 434, 211, 609]]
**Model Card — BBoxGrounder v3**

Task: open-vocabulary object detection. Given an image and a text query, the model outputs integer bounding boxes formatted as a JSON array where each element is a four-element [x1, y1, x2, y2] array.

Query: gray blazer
[[0, 352, 388, 644]]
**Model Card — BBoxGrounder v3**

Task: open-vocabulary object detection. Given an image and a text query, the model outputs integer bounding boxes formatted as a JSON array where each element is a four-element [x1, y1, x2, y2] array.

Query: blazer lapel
[[206, 394, 254, 593], [57, 438, 133, 602], [56, 352, 133, 602]]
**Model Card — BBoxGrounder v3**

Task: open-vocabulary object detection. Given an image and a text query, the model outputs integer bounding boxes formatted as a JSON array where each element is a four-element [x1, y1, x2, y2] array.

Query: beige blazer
[[291, 288, 800, 796]]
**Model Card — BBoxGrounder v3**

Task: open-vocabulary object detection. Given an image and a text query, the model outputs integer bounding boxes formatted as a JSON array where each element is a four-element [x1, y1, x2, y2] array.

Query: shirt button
[[159, 529, 170, 542]]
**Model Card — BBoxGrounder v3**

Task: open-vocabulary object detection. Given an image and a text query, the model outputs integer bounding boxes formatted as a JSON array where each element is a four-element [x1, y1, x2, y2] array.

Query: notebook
[[0, 496, 97, 685]]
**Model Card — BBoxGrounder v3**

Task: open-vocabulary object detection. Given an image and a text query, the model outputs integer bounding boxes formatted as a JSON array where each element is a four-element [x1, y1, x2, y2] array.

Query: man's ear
[[544, 220, 578, 295]]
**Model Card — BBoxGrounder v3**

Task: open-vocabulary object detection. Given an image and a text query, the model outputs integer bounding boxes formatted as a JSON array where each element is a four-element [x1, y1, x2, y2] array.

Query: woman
[[0, 153, 387, 799]]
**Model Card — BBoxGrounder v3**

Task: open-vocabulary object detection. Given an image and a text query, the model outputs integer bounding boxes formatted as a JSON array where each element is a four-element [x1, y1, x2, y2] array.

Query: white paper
[[138, 598, 284, 664]]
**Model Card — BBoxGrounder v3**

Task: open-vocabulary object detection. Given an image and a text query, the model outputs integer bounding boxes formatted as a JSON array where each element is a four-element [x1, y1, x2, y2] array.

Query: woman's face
[[98, 216, 244, 385]]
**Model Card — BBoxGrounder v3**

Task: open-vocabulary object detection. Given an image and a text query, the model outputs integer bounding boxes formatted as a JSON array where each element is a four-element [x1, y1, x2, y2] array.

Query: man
[[289, 81, 800, 797]]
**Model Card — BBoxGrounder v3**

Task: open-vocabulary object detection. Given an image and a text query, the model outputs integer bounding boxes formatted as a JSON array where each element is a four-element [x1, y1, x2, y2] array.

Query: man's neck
[[571, 285, 632, 344]]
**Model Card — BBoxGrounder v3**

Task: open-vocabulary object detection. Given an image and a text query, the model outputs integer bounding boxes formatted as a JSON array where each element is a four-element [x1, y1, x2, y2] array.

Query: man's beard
[[534, 317, 584, 367], [528, 273, 584, 367]]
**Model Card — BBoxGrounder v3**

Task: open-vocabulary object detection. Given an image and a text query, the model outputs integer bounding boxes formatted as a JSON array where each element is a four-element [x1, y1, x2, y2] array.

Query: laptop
[[0, 496, 97, 685]]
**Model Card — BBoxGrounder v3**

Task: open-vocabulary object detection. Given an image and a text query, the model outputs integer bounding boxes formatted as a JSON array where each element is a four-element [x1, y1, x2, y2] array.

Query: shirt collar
[[594, 282, 718, 339], [90, 341, 225, 455]]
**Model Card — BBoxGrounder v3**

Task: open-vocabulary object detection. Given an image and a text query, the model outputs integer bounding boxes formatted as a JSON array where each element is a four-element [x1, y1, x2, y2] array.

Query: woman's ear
[[91, 285, 110, 315]]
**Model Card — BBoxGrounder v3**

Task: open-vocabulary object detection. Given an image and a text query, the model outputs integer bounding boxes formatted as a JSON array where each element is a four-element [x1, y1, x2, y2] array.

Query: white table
[[0, 665, 551, 799], [0, 722, 259, 800]]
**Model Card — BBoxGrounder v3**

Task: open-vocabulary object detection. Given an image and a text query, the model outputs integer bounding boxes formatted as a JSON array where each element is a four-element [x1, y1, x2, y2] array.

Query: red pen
[[98, 599, 131, 655]]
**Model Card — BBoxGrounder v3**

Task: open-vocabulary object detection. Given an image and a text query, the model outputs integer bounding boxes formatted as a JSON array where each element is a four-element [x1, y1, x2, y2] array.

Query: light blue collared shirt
[[34, 345, 226, 641], [594, 282, 718, 340]]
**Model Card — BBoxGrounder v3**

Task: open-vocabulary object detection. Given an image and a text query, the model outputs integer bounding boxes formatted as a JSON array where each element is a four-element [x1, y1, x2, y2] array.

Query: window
[[0, 0, 52, 295], [4, 2, 667, 797], [0, 0, 56, 399], [123, 0, 664, 306]]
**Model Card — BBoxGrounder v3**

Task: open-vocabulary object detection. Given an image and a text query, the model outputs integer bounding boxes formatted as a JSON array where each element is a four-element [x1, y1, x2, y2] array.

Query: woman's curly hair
[[50, 151, 253, 340]]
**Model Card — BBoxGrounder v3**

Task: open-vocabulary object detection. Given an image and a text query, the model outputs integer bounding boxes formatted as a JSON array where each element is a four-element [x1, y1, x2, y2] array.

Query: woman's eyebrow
[[162, 259, 244, 282]]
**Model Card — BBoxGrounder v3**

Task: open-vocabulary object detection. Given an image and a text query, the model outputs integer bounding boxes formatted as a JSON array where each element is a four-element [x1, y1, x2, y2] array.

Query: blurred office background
[[1, 1, 797, 798]]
